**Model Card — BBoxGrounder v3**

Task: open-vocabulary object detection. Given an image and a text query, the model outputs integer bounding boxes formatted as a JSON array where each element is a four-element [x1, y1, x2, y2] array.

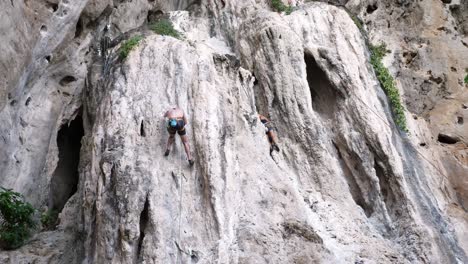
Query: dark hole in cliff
[[333, 143, 373, 217], [437, 133, 460, 144], [305, 52, 337, 118], [457, 116, 464, 125], [147, 10, 164, 23], [137, 197, 149, 258], [25, 97, 31, 106], [45, 55, 51, 63], [59, 76, 77, 86], [186, 0, 202, 12], [253, 76, 259, 86], [191, 250, 200, 263], [366, 4, 378, 14], [74, 17, 84, 39], [140, 120, 146, 137], [49, 114, 84, 214], [46, 2, 59, 12]]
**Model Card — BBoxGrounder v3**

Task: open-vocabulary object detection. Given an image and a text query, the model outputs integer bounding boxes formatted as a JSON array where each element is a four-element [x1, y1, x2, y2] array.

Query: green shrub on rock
[[119, 36, 144, 59], [0, 188, 36, 250], [370, 43, 408, 132], [150, 20, 181, 39], [271, 0, 293, 15]]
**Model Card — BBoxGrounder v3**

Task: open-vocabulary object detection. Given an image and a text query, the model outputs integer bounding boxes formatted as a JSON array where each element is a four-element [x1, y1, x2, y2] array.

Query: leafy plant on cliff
[[150, 19, 180, 39], [119, 36, 144, 59], [464, 70, 468, 84], [271, 0, 293, 15], [346, 10, 364, 32], [370, 43, 408, 132], [41, 209, 59, 230], [0, 188, 36, 250]]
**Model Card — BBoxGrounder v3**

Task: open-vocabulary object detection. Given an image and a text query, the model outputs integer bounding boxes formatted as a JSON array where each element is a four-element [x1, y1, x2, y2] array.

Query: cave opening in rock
[[137, 197, 150, 258], [147, 9, 164, 23], [49, 114, 84, 214], [304, 52, 337, 118], [59, 75, 77, 86], [437, 133, 460, 144], [366, 4, 378, 14]]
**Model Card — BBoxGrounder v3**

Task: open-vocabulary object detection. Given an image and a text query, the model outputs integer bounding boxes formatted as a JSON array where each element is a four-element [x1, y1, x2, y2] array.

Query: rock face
[[0, 0, 466, 263], [347, 0, 468, 208]]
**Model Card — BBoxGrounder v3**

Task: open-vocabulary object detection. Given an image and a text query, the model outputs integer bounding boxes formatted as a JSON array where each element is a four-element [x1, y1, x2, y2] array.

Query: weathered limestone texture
[[0, 0, 466, 263]]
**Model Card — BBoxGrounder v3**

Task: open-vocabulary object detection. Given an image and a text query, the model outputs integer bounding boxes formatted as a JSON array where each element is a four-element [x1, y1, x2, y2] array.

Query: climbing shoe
[[188, 159, 195, 166], [271, 144, 280, 152], [164, 149, 170, 156]]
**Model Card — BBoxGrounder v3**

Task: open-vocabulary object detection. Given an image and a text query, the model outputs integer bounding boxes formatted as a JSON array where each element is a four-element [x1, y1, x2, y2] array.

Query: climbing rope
[[176, 141, 183, 264]]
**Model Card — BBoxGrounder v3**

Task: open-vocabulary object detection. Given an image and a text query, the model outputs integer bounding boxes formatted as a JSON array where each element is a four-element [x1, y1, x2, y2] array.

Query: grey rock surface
[[0, 0, 466, 263], [346, 0, 468, 248]]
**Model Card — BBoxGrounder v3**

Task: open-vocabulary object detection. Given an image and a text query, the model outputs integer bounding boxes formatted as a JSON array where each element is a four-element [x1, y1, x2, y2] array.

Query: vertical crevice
[[140, 120, 146, 137], [74, 16, 84, 39], [49, 113, 84, 214], [374, 158, 399, 221], [137, 196, 150, 260], [333, 142, 374, 217], [251, 73, 268, 115]]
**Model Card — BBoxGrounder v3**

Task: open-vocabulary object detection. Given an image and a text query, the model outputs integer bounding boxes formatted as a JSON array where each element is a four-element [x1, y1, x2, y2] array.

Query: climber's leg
[[179, 132, 193, 165], [267, 130, 280, 152], [165, 132, 176, 156]]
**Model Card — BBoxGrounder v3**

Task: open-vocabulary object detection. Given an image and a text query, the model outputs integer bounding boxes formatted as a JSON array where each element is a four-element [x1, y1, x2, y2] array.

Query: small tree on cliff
[[0, 187, 36, 249]]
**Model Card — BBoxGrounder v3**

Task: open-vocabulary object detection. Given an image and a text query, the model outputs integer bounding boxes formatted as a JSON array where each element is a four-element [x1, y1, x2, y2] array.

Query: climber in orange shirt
[[164, 106, 194, 166], [258, 114, 280, 153]]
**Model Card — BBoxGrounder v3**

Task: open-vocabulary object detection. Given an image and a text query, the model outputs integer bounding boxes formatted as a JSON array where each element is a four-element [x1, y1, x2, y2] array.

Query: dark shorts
[[167, 119, 186, 136], [264, 122, 274, 134]]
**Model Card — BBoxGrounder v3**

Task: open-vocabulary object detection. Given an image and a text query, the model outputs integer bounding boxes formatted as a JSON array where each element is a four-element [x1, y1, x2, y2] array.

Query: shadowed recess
[[137, 197, 149, 260], [304, 52, 337, 118], [49, 114, 84, 213]]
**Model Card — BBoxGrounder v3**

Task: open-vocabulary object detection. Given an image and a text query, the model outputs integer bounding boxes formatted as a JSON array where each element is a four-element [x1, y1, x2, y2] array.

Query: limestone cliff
[[0, 0, 466, 263]]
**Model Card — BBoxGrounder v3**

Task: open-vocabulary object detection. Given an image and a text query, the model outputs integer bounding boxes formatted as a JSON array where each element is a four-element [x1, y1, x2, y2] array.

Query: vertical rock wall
[[0, 0, 466, 263]]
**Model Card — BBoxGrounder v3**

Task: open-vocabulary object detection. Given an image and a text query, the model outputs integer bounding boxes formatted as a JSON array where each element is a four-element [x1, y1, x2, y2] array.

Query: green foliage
[[271, 0, 293, 15], [346, 10, 364, 31], [370, 43, 408, 132], [464, 71, 468, 84], [41, 209, 59, 230], [0, 188, 36, 250], [150, 20, 180, 39], [119, 36, 144, 59]]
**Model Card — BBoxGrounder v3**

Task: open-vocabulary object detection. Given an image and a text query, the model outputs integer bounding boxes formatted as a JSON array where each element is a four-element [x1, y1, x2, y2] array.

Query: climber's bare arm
[[183, 113, 188, 125]]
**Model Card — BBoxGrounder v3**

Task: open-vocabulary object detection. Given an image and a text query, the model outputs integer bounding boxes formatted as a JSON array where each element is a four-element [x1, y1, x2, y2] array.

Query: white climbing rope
[[177, 141, 183, 264]]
